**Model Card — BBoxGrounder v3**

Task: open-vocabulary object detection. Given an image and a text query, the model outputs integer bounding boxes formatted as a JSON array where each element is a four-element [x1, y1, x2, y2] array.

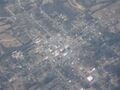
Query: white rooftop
[[87, 75, 94, 82]]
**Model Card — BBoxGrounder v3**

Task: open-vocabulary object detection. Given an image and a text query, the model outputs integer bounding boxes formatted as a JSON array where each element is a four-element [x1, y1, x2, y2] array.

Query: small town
[[0, 0, 120, 90]]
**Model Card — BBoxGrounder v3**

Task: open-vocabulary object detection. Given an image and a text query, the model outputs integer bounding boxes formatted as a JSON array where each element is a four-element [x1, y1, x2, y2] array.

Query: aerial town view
[[0, 0, 120, 90]]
